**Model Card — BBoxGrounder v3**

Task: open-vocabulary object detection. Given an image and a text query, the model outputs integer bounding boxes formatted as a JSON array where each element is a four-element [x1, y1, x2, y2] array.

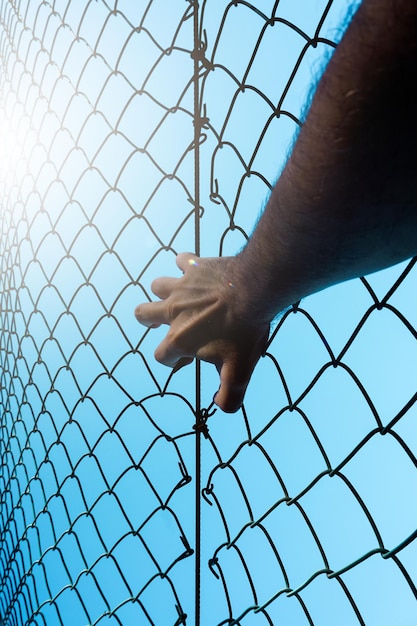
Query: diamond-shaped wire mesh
[[1, 2, 196, 624], [1, 1, 416, 625]]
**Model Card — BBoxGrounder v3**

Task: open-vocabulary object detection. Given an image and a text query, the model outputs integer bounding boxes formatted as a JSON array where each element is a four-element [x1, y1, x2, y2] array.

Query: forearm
[[135, 0, 417, 412], [235, 0, 417, 322]]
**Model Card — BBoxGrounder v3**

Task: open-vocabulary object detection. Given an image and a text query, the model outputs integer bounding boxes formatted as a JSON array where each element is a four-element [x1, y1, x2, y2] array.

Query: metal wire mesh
[[1, 1, 416, 625]]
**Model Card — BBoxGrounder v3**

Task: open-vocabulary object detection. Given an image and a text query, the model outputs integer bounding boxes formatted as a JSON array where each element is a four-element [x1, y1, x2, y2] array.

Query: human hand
[[134, 252, 270, 413]]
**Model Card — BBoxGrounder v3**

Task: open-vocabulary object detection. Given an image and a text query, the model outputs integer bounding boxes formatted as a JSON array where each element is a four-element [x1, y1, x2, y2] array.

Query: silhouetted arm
[[135, 0, 417, 412]]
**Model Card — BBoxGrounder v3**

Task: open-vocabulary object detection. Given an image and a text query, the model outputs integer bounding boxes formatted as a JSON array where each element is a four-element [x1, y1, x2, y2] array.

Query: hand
[[134, 253, 270, 413]]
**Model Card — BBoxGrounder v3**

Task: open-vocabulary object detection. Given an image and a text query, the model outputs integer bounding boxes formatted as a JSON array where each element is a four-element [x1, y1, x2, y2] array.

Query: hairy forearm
[[235, 0, 417, 323], [136, 0, 417, 412]]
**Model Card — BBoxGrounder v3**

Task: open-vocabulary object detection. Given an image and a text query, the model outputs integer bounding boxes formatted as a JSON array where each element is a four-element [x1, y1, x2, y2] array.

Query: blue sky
[[0, 1, 416, 625]]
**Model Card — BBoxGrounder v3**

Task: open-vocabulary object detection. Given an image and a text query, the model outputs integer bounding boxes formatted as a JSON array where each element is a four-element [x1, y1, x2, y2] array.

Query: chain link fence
[[1, 1, 416, 624]]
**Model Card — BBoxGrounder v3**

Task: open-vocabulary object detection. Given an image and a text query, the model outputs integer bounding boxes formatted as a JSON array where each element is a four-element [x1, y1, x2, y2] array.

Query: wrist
[[226, 249, 288, 325]]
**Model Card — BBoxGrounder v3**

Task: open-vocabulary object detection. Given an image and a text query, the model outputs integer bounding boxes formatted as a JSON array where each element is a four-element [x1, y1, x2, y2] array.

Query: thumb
[[214, 359, 253, 413]]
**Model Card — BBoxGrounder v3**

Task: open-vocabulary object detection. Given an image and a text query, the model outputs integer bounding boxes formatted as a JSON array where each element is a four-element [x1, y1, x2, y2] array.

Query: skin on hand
[[134, 252, 270, 413]]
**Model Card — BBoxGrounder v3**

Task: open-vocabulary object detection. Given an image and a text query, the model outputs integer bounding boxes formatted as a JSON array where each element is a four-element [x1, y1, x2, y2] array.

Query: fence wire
[[1, 1, 416, 625]]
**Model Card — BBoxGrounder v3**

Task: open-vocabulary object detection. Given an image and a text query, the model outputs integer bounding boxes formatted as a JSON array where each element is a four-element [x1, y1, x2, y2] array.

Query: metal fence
[[1, 1, 416, 624]]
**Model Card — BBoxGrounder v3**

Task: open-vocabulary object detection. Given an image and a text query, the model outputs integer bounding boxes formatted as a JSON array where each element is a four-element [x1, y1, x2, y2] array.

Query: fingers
[[143, 253, 200, 302], [135, 275, 181, 325], [212, 327, 269, 413], [134, 253, 265, 411], [172, 356, 194, 372], [134, 301, 168, 327], [151, 276, 178, 299], [154, 334, 255, 410], [176, 252, 199, 272], [214, 359, 254, 413], [154, 332, 191, 367]]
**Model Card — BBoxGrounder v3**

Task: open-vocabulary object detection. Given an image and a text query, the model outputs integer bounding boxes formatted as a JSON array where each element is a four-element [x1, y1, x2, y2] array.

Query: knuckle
[[166, 301, 178, 324]]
